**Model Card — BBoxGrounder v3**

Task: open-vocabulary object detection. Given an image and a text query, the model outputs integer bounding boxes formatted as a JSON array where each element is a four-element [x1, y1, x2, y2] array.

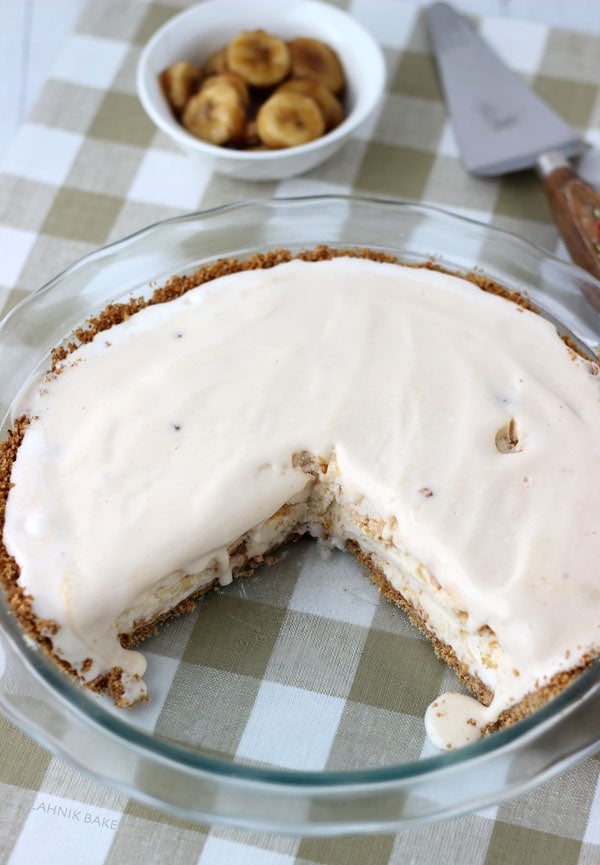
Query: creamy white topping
[[4, 257, 600, 743]]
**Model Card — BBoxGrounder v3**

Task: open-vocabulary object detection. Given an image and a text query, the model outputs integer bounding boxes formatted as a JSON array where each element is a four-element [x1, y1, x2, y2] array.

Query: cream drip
[[424, 693, 491, 749], [4, 257, 600, 743]]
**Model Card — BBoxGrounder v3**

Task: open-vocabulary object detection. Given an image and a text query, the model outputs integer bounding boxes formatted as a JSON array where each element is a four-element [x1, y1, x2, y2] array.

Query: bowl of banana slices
[[137, 0, 386, 180]]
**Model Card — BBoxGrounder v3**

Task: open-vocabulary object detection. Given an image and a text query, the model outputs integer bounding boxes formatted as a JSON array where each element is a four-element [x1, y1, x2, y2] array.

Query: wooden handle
[[542, 163, 600, 281]]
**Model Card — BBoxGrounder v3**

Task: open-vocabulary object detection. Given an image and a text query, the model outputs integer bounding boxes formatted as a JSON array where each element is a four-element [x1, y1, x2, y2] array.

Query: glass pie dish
[[0, 196, 598, 835]]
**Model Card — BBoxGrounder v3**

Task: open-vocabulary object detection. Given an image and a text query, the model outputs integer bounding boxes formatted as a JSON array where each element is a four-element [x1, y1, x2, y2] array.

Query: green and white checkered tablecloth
[[1, 2, 600, 863]]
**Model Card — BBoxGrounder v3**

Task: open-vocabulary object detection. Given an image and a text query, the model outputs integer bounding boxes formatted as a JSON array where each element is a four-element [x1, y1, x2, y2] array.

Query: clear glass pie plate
[[0, 196, 598, 836]]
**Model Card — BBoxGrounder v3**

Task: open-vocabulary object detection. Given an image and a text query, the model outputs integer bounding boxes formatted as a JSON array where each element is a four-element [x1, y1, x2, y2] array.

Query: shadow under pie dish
[[0, 197, 598, 834]]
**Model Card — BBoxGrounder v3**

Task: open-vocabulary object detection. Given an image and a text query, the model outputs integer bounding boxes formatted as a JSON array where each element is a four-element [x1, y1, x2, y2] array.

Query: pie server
[[426, 2, 600, 281]]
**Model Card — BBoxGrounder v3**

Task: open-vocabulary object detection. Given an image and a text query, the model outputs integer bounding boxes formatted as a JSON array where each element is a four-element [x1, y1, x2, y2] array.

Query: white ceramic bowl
[[136, 0, 386, 180]]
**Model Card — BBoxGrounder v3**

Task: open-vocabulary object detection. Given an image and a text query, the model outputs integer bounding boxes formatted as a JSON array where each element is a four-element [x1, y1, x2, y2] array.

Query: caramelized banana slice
[[202, 46, 229, 77], [160, 61, 202, 116], [288, 38, 345, 94], [257, 92, 325, 148], [202, 72, 249, 108], [182, 79, 246, 145], [277, 77, 344, 130], [227, 30, 290, 87]]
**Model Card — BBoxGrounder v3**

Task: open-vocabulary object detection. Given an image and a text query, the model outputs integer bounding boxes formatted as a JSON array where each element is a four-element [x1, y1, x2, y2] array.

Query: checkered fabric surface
[[1, 1, 600, 863]]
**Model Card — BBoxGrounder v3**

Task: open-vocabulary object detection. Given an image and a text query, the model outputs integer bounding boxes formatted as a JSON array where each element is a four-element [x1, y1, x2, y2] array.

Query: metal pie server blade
[[426, 2, 600, 284], [426, 2, 584, 177]]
